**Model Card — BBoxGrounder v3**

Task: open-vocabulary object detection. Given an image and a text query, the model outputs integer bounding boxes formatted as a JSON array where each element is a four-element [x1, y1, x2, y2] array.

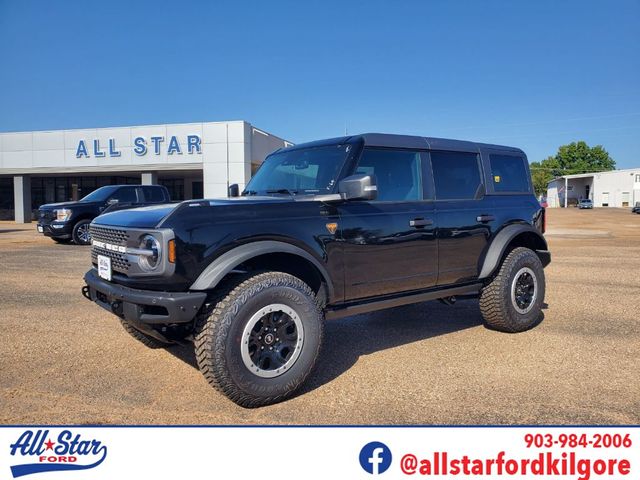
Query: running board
[[325, 283, 482, 320]]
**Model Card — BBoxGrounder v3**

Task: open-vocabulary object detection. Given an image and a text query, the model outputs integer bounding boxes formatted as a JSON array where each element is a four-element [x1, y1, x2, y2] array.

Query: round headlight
[[139, 234, 161, 270]]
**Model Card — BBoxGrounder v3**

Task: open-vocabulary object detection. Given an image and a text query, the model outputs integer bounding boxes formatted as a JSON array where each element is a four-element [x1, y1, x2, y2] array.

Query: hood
[[39, 200, 99, 210], [93, 203, 178, 229]]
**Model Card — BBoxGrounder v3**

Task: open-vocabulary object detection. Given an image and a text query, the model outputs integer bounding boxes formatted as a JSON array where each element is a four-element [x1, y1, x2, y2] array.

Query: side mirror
[[107, 198, 119, 205], [338, 174, 377, 201], [228, 184, 239, 198]]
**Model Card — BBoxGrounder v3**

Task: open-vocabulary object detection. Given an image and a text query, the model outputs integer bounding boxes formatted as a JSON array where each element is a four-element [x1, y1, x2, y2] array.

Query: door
[[339, 148, 438, 301], [430, 150, 494, 286], [602, 192, 609, 207]]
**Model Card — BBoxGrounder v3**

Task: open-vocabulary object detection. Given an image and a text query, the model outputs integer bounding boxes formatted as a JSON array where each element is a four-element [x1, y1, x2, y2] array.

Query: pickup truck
[[82, 133, 550, 407], [37, 184, 171, 245]]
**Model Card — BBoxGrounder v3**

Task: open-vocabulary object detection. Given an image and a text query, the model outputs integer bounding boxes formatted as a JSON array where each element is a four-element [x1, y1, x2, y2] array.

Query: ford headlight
[[55, 208, 71, 222], [138, 234, 161, 271]]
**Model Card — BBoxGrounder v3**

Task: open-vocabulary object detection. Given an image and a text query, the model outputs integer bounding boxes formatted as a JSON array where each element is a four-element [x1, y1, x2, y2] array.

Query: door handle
[[410, 218, 433, 228], [476, 214, 495, 223]]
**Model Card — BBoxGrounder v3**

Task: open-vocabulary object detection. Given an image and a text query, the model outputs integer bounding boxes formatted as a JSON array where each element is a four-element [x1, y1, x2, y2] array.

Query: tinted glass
[[244, 144, 351, 195], [111, 187, 138, 203], [489, 154, 529, 192], [80, 185, 119, 202], [431, 151, 481, 200], [142, 186, 166, 202], [355, 149, 422, 201]]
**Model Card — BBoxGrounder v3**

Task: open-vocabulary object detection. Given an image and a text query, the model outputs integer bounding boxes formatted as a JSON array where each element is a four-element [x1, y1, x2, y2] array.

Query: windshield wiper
[[241, 190, 258, 196], [266, 189, 298, 196]]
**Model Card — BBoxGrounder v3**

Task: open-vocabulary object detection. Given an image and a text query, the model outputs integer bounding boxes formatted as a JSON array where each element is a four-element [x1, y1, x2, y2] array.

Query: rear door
[[430, 150, 495, 285], [339, 148, 438, 300]]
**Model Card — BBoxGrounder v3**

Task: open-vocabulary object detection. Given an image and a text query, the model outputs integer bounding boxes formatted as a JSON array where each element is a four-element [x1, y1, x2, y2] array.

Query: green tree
[[529, 141, 615, 197]]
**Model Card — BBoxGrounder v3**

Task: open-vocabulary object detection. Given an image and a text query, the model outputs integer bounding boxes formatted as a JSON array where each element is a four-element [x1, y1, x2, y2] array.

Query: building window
[[635, 174, 640, 183]]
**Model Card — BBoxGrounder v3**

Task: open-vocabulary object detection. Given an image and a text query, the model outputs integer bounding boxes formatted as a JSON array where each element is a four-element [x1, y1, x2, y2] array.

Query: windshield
[[244, 144, 352, 195], [80, 185, 119, 202]]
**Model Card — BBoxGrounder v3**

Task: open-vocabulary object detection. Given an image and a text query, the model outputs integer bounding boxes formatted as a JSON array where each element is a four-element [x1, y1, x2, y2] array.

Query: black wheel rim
[[511, 267, 537, 314], [77, 224, 91, 243], [241, 304, 304, 378]]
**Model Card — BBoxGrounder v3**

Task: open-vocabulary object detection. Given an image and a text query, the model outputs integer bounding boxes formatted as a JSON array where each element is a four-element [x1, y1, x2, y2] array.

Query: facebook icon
[[359, 441, 392, 475]]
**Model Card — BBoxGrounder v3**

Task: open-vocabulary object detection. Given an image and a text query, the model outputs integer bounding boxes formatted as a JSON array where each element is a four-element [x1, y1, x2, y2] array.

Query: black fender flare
[[478, 224, 549, 279], [189, 240, 334, 298]]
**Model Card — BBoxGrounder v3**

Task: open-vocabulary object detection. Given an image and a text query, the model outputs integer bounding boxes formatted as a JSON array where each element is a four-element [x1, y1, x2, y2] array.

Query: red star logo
[[44, 439, 55, 451]]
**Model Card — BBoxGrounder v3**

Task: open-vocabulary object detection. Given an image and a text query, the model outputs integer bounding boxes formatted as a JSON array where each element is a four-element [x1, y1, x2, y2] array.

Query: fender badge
[[326, 222, 338, 235]]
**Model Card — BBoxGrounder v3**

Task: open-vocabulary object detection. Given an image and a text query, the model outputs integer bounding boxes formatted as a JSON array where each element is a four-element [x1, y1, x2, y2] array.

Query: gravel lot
[[1, 208, 639, 425]]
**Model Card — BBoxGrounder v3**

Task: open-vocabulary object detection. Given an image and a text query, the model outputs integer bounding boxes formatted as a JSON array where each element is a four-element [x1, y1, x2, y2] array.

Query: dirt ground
[[0, 208, 638, 425]]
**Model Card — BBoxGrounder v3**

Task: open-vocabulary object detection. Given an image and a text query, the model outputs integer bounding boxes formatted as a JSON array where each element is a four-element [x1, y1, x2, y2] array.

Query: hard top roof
[[280, 133, 524, 155]]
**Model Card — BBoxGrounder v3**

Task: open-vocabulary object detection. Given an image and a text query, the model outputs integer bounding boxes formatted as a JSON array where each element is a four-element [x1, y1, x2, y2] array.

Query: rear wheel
[[479, 247, 545, 332], [194, 271, 324, 408], [72, 219, 92, 245]]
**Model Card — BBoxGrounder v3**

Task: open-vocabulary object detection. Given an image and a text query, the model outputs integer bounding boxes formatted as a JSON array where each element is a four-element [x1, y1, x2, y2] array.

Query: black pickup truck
[[38, 184, 170, 245], [82, 134, 550, 407]]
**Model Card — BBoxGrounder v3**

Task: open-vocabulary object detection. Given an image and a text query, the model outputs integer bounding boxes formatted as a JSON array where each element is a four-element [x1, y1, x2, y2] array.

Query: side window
[[142, 186, 166, 203], [489, 154, 529, 192], [110, 187, 138, 203], [355, 149, 422, 201], [430, 151, 482, 200]]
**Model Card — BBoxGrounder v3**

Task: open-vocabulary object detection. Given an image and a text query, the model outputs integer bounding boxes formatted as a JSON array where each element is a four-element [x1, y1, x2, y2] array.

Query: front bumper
[[83, 269, 207, 325], [38, 222, 73, 238]]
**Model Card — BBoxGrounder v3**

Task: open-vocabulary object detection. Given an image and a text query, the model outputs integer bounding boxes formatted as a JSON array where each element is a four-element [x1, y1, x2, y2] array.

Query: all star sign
[[76, 135, 202, 158]]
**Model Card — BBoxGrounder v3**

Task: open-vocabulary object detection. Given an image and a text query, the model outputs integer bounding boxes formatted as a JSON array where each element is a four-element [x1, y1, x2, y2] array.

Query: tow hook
[[81, 285, 91, 301], [439, 296, 457, 306]]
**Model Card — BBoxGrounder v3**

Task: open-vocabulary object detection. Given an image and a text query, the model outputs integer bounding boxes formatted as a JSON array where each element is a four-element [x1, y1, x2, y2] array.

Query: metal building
[[546, 168, 640, 208]]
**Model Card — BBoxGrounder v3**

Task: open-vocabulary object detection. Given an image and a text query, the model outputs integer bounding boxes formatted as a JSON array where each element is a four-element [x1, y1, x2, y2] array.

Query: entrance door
[[602, 192, 609, 207]]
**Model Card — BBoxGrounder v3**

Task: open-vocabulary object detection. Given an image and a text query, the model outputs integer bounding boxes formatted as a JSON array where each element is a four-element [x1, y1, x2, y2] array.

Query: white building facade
[[546, 168, 640, 208], [0, 121, 290, 222]]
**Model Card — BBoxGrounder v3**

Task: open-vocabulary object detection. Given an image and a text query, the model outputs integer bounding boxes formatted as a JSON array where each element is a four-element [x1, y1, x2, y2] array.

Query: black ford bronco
[[38, 184, 171, 245], [82, 134, 550, 407]]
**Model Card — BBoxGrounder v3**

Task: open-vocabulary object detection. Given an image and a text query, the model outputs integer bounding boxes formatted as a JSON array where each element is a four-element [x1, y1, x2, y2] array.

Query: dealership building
[[0, 120, 290, 222], [546, 167, 640, 208]]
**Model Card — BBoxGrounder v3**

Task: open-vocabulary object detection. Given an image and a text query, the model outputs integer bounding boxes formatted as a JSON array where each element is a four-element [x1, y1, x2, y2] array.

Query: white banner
[[0, 427, 638, 479]]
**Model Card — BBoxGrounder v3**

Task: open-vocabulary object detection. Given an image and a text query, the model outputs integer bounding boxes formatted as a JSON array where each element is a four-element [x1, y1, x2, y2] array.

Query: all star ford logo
[[9, 429, 107, 478]]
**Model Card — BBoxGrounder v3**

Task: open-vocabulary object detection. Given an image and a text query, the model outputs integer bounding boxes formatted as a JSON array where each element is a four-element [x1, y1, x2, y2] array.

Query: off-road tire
[[72, 219, 92, 245], [119, 318, 169, 349], [194, 271, 324, 408], [479, 247, 545, 333]]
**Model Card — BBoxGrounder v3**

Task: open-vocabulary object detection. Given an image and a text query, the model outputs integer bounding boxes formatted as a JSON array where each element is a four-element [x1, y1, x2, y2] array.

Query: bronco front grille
[[90, 225, 131, 274], [90, 225, 129, 244]]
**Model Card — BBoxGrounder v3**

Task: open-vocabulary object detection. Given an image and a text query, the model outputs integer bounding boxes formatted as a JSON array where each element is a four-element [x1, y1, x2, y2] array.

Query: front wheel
[[194, 271, 324, 408], [72, 219, 92, 245], [479, 247, 545, 333]]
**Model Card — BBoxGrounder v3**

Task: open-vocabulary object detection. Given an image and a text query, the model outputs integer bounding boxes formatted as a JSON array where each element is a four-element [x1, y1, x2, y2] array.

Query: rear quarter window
[[489, 154, 530, 192], [142, 186, 167, 202]]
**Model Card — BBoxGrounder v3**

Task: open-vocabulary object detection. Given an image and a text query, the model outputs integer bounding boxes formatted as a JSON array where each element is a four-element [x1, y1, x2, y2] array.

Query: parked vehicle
[[632, 202, 640, 214], [82, 134, 550, 407], [37, 184, 171, 245], [578, 199, 593, 209]]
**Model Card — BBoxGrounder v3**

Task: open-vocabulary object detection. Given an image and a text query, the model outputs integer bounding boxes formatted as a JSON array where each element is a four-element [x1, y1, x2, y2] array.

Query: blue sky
[[0, 0, 638, 167]]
